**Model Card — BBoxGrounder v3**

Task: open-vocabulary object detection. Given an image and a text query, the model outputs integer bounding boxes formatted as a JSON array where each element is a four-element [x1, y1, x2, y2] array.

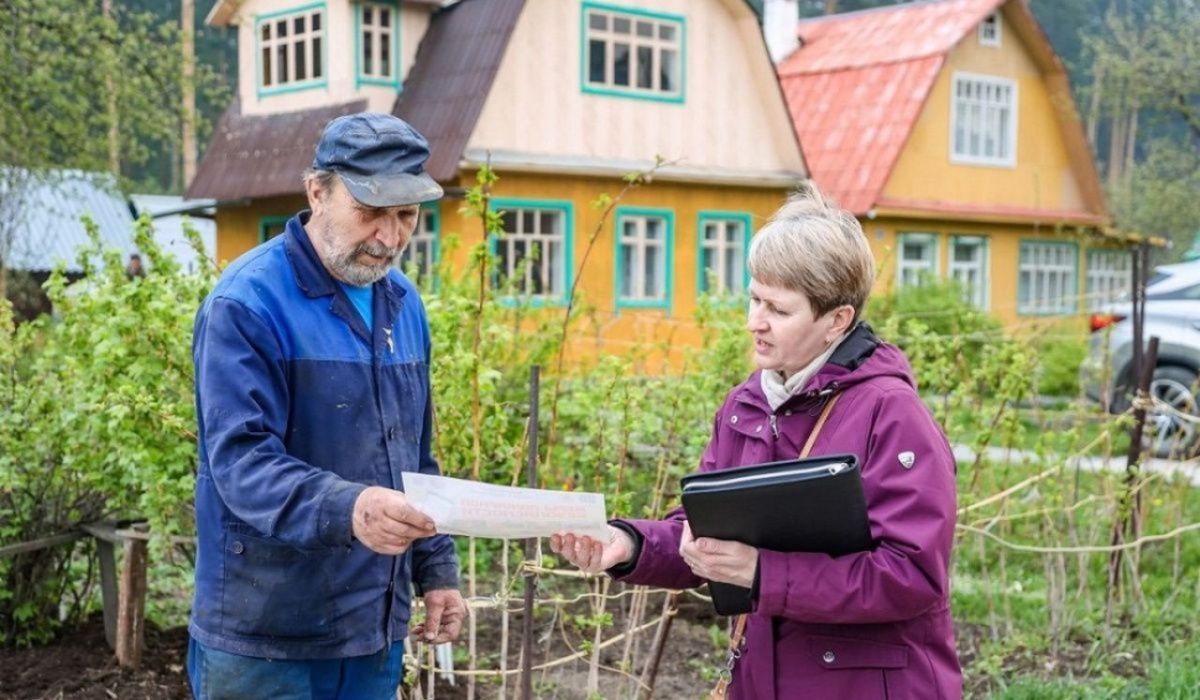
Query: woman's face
[[746, 279, 843, 379]]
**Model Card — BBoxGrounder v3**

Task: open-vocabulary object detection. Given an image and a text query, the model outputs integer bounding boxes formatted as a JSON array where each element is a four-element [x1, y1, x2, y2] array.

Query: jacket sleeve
[[608, 411, 725, 590], [754, 387, 957, 624], [410, 333, 460, 594], [195, 296, 367, 548]]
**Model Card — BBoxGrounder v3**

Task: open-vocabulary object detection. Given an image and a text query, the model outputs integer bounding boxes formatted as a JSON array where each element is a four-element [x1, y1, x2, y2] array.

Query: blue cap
[[312, 113, 444, 207]]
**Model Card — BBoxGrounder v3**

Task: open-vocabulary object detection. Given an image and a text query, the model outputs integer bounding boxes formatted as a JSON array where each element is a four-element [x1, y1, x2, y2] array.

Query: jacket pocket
[[222, 525, 334, 640], [809, 635, 908, 699], [808, 634, 908, 669]]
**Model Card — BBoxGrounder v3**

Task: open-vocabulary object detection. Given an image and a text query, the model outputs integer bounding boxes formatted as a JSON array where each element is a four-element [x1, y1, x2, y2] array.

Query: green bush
[[867, 278, 1004, 384], [0, 216, 213, 645], [1031, 334, 1087, 398]]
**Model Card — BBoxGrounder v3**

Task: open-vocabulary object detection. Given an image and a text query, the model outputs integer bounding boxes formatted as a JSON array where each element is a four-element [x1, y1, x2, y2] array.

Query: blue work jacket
[[189, 213, 459, 659]]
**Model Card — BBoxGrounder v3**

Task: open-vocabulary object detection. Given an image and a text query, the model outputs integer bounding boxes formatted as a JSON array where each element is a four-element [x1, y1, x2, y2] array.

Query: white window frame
[[1085, 248, 1132, 310], [357, 2, 397, 84], [1018, 241, 1078, 315], [978, 12, 1001, 47], [699, 215, 748, 295], [496, 205, 568, 300], [257, 5, 325, 92], [949, 235, 989, 309], [583, 4, 683, 100], [897, 232, 940, 288], [950, 72, 1017, 167], [398, 209, 437, 280], [618, 214, 669, 305]]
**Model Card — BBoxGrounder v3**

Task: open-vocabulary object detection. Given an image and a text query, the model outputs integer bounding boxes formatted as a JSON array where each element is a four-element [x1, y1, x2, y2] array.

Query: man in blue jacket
[[188, 113, 465, 699]]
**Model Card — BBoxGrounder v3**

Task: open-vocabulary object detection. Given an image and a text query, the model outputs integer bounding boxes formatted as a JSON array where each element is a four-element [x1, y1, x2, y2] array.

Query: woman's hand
[[679, 522, 758, 588], [550, 526, 636, 574]]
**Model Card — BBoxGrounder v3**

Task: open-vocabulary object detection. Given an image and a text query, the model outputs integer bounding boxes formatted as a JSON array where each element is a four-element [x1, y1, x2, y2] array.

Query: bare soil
[[0, 601, 721, 700]]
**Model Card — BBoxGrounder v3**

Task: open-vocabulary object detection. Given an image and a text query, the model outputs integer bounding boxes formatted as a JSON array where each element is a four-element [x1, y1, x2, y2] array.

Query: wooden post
[[97, 538, 118, 650], [116, 526, 149, 669], [80, 521, 123, 651], [520, 365, 540, 700], [637, 592, 679, 700]]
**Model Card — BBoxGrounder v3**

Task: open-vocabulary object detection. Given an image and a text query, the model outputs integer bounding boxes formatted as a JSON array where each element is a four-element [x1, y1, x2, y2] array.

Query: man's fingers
[[382, 500, 435, 532], [423, 597, 446, 641]]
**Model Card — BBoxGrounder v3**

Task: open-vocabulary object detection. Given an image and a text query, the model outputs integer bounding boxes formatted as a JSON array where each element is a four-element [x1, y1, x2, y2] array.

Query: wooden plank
[[115, 534, 149, 669], [97, 538, 118, 651], [81, 521, 124, 545], [0, 532, 81, 558]]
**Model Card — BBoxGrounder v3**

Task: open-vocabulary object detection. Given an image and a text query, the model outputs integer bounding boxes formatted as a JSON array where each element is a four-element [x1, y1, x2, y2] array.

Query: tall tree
[[1085, 0, 1200, 253], [0, 0, 226, 296]]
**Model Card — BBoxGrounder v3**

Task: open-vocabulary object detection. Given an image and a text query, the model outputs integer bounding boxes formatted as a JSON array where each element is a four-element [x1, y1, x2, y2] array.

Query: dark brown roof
[[186, 99, 367, 201], [393, 0, 526, 181]]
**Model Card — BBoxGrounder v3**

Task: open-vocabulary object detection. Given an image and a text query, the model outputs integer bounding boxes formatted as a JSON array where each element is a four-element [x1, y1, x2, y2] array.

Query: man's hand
[[352, 486, 436, 555], [550, 525, 636, 574], [411, 588, 466, 644], [679, 522, 758, 588]]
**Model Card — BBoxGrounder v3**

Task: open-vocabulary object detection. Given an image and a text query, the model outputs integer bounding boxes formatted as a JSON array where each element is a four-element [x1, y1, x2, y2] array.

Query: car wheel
[[1146, 365, 1199, 459]]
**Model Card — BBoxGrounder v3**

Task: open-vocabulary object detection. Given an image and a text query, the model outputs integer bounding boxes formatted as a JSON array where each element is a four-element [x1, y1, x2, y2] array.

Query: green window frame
[[489, 198, 575, 306], [897, 232, 940, 288], [949, 235, 989, 309], [355, 1, 401, 89], [398, 204, 439, 282], [255, 2, 328, 98], [696, 211, 751, 297], [615, 206, 674, 311], [580, 2, 686, 104], [259, 215, 291, 243], [1018, 239, 1079, 315]]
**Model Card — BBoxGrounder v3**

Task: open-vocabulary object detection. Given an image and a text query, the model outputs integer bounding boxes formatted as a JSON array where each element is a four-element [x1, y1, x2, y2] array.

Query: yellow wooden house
[[774, 0, 1128, 329], [187, 0, 806, 357]]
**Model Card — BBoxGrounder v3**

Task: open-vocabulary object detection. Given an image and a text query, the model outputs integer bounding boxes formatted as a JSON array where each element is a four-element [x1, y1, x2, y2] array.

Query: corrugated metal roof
[[1, 169, 137, 273], [129, 194, 218, 274], [393, 0, 526, 181], [186, 98, 367, 201]]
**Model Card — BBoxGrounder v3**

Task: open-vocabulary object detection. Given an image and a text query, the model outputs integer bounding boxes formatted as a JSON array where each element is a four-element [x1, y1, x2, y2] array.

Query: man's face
[[306, 177, 421, 286]]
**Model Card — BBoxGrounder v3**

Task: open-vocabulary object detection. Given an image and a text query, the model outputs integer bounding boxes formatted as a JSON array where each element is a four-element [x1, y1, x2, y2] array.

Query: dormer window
[[583, 3, 685, 103], [357, 2, 399, 86], [257, 5, 326, 95], [979, 12, 1000, 46]]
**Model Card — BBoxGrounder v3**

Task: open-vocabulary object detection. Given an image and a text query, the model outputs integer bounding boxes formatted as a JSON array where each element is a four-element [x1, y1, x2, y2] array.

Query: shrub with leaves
[[0, 216, 213, 645]]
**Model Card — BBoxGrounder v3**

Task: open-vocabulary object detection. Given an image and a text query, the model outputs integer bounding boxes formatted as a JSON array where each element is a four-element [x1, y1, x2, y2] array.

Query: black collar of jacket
[[827, 320, 882, 372], [283, 210, 408, 310]]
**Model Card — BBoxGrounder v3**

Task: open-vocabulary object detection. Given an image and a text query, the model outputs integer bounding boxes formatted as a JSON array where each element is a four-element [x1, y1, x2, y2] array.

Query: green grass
[[955, 446, 1200, 698]]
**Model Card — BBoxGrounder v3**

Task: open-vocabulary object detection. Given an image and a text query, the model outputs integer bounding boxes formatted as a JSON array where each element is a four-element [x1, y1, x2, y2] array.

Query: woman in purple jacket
[[552, 189, 961, 699]]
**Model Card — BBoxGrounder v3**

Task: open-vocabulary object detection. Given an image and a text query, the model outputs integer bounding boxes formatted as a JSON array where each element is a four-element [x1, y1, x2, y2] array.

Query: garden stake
[[520, 365, 539, 700]]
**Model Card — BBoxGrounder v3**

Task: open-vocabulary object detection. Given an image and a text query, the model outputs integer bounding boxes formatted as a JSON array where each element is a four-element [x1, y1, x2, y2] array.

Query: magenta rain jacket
[[613, 323, 961, 699]]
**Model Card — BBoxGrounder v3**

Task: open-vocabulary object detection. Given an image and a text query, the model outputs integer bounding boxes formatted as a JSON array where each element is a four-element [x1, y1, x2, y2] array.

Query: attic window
[[583, 3, 684, 103], [979, 12, 1000, 46], [357, 2, 398, 85], [256, 6, 325, 94], [951, 73, 1017, 167]]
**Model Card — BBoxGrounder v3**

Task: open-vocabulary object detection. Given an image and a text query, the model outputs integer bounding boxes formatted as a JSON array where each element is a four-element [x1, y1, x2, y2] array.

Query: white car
[[1081, 260, 1200, 458]]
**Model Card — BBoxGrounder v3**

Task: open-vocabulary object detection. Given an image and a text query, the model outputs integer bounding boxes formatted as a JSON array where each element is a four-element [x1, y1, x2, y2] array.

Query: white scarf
[[760, 332, 848, 412]]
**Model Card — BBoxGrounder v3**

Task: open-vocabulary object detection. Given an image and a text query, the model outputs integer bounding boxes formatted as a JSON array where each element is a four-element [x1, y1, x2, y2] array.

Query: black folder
[[680, 453, 874, 615]]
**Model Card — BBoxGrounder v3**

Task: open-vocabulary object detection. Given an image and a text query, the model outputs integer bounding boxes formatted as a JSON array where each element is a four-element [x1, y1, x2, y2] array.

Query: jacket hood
[[736, 322, 916, 411]]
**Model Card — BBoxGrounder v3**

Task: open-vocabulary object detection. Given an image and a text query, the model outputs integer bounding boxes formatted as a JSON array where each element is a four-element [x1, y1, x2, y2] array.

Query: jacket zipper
[[769, 413, 779, 439]]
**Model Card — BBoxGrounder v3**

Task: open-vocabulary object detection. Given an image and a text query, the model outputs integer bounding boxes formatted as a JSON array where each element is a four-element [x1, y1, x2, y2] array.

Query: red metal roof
[[777, 0, 1005, 215]]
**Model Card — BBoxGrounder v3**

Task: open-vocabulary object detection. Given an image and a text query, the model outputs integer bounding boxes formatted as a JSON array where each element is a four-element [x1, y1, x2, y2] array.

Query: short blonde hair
[[748, 184, 875, 320]]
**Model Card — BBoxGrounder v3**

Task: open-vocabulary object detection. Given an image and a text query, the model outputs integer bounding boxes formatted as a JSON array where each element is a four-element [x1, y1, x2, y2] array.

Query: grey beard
[[319, 223, 400, 286]]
